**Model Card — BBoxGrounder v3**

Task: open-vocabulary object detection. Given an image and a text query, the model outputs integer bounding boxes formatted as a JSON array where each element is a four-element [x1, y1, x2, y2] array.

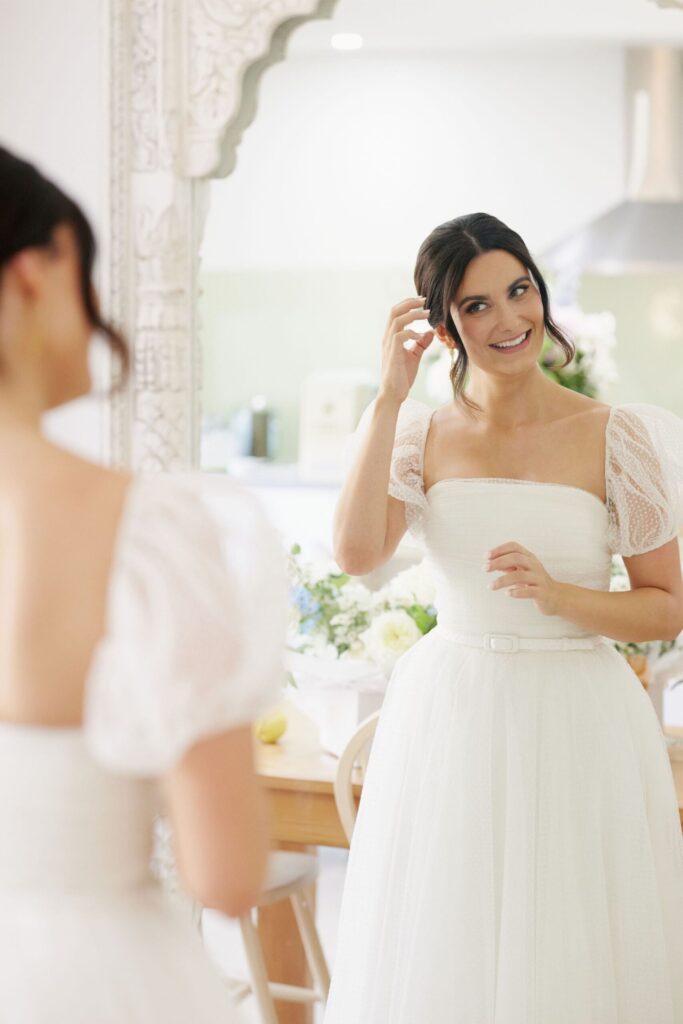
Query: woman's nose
[[495, 314, 525, 337]]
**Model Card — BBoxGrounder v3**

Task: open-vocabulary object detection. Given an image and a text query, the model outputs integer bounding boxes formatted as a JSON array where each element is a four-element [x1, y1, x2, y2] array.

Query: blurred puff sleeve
[[84, 474, 287, 776]]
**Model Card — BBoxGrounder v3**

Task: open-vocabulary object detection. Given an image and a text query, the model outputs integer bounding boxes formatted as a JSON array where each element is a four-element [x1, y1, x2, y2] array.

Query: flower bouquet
[[286, 546, 437, 754]]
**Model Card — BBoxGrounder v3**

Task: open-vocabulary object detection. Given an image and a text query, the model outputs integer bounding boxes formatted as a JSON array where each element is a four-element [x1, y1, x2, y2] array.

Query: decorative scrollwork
[[183, 0, 333, 176], [108, 0, 336, 470]]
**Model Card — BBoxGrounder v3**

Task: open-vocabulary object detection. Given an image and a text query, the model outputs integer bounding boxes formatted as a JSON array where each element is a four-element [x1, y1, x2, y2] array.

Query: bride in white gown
[[0, 147, 286, 1022], [326, 213, 683, 1023]]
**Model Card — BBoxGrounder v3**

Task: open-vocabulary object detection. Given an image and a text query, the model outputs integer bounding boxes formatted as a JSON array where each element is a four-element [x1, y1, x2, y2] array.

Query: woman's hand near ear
[[379, 297, 434, 405], [333, 297, 433, 576]]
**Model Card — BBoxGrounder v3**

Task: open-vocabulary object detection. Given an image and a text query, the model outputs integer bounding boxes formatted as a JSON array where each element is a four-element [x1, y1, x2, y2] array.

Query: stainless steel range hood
[[542, 47, 683, 274]]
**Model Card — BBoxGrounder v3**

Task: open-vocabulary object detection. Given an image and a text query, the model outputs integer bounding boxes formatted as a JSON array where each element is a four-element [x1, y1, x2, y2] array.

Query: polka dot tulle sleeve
[[605, 403, 683, 557], [349, 397, 434, 540]]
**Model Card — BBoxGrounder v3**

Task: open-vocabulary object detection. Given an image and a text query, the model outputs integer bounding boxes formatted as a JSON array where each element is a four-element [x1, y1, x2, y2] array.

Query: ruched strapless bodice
[[0, 726, 157, 898], [424, 479, 612, 639]]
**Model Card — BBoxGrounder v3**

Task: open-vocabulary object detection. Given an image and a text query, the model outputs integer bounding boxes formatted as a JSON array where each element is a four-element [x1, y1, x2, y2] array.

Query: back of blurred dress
[[0, 473, 287, 1023]]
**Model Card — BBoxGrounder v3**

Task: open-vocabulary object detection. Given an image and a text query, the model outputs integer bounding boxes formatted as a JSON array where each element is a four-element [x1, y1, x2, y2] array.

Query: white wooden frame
[[106, 0, 336, 471]]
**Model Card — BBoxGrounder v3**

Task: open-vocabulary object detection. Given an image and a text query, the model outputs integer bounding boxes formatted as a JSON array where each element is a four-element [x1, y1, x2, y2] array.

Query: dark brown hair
[[414, 212, 573, 412], [0, 144, 129, 380]]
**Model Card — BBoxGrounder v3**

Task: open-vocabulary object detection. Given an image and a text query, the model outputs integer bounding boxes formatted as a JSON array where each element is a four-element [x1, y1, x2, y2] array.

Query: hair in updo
[[0, 145, 128, 378], [414, 212, 573, 412]]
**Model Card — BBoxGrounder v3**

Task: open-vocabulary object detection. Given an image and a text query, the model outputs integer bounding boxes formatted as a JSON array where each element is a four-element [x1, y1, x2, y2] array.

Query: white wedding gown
[[0, 474, 287, 1023], [324, 399, 683, 1024]]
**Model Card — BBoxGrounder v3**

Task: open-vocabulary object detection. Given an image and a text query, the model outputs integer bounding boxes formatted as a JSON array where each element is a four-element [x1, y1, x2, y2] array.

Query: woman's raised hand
[[379, 297, 435, 405]]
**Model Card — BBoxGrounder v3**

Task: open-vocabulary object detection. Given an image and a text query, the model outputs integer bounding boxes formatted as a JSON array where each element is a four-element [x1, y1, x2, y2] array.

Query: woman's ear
[[435, 323, 455, 350], [5, 249, 46, 300]]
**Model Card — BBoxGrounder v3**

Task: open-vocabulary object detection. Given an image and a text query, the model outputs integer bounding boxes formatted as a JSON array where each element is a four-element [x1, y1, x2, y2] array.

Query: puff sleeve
[[84, 473, 288, 776], [349, 396, 435, 540], [605, 403, 683, 556]]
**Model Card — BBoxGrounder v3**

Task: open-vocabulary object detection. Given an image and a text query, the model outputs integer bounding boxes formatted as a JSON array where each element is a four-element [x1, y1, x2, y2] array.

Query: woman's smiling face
[[445, 249, 546, 373]]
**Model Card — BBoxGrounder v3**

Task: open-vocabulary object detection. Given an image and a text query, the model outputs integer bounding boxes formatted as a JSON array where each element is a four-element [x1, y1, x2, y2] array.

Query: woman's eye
[[466, 302, 486, 314], [511, 284, 529, 298]]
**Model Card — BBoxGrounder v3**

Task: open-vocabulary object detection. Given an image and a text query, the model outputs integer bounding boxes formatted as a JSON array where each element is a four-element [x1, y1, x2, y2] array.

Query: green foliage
[[540, 337, 597, 398], [404, 603, 438, 635]]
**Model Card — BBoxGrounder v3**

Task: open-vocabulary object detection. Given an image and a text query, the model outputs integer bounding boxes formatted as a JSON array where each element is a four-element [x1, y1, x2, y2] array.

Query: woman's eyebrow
[[457, 275, 531, 310]]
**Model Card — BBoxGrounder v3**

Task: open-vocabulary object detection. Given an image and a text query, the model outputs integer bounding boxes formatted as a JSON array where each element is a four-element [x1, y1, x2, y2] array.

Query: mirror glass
[[197, 5, 683, 1014]]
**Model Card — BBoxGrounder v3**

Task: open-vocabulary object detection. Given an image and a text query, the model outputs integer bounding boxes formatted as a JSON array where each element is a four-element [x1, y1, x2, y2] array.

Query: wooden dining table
[[255, 704, 683, 1024]]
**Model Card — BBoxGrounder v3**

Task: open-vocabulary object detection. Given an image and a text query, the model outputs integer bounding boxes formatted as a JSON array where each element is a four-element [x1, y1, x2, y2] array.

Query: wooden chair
[[225, 710, 381, 1019], [333, 711, 380, 844], [204, 849, 331, 1024]]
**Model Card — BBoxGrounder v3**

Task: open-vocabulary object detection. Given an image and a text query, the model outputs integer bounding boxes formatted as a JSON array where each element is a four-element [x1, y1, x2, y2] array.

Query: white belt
[[436, 628, 605, 653]]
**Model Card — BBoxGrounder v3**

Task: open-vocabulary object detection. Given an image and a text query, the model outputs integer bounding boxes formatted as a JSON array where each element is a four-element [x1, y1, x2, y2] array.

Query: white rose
[[362, 610, 422, 673]]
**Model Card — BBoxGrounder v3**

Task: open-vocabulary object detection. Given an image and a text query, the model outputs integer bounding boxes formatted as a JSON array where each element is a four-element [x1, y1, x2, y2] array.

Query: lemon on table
[[254, 710, 288, 744]]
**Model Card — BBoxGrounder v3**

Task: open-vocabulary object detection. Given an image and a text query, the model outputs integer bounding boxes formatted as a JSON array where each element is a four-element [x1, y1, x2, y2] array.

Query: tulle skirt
[[323, 627, 683, 1024], [0, 886, 242, 1023]]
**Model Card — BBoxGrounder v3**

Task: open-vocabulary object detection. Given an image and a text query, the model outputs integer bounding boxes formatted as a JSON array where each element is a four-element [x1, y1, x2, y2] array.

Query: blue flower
[[291, 585, 321, 617]]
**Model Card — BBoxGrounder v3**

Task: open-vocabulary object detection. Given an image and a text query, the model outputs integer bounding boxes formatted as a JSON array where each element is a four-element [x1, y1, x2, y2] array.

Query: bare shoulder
[[551, 390, 610, 416], [3, 436, 134, 526], [549, 392, 612, 440], [49, 446, 133, 498], [428, 400, 468, 432], [0, 441, 137, 725]]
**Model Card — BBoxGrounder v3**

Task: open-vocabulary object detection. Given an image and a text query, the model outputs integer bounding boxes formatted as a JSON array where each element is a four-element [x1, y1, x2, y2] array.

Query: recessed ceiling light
[[331, 33, 363, 51]]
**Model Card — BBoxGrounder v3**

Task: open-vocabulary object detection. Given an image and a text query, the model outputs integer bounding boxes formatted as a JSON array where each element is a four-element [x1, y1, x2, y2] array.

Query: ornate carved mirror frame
[[106, 0, 335, 472]]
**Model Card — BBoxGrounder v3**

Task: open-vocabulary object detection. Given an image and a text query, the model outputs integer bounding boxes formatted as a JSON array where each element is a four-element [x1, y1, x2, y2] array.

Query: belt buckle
[[483, 633, 519, 653]]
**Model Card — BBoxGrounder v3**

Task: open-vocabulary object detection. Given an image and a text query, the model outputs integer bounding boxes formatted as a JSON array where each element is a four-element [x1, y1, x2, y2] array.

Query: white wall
[[200, 44, 635, 460], [0, 0, 108, 461], [291, 0, 683, 53], [202, 45, 626, 271]]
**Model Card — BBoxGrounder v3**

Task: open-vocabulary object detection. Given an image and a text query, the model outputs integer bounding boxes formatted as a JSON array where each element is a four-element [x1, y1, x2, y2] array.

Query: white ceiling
[[290, 0, 683, 53]]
